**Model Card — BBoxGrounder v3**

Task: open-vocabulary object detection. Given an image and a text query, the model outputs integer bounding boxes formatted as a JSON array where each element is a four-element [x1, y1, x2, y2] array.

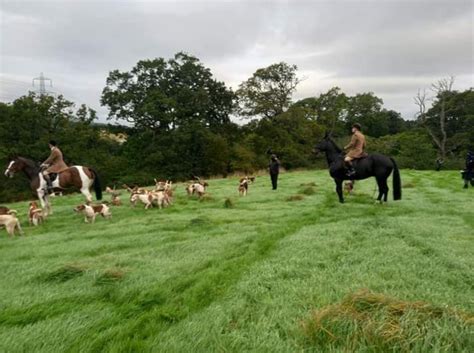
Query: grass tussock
[[199, 194, 214, 202], [95, 268, 126, 286], [300, 182, 317, 187], [300, 186, 316, 195], [286, 194, 304, 202], [403, 182, 416, 188], [302, 289, 474, 352], [224, 198, 234, 208], [39, 264, 86, 283], [189, 217, 211, 226]]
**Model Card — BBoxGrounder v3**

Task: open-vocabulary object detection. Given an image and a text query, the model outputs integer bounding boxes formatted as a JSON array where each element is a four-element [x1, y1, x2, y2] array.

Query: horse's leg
[[37, 175, 53, 216], [335, 179, 344, 203], [36, 188, 52, 216], [75, 167, 94, 202], [382, 178, 389, 202], [44, 194, 52, 215], [81, 187, 93, 203], [81, 189, 92, 202], [37, 189, 46, 209], [375, 177, 384, 203]]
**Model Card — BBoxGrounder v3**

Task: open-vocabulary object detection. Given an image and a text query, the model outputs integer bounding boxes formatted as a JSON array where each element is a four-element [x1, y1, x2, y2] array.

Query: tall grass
[[0, 170, 472, 352]]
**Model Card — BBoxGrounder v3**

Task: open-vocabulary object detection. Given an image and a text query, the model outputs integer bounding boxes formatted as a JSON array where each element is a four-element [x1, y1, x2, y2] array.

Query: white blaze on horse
[[4, 156, 102, 215]]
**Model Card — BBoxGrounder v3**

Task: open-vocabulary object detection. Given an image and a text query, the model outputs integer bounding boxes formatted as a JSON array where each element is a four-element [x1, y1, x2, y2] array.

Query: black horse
[[314, 133, 401, 203]]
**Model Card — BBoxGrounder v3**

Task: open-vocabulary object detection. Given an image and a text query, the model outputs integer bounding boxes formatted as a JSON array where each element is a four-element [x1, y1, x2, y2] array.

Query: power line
[[0, 78, 31, 87]]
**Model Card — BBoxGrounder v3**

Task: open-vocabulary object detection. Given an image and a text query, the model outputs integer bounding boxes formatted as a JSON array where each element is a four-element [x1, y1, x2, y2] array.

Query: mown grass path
[[0, 170, 472, 352]]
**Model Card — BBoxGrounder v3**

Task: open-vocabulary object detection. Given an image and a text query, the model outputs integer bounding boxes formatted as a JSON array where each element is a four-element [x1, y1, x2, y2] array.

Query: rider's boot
[[44, 174, 53, 193], [345, 161, 356, 178]]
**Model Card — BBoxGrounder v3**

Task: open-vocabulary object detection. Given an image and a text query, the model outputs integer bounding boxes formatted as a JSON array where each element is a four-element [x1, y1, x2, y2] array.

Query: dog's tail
[[122, 184, 134, 193], [7, 209, 17, 215]]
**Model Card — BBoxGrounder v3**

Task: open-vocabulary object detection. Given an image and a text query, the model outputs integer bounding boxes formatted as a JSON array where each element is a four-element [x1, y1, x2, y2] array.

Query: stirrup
[[346, 169, 356, 177]]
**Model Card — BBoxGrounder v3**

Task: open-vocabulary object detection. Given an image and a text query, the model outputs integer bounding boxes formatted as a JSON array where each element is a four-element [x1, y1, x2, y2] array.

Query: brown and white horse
[[4, 156, 102, 215]]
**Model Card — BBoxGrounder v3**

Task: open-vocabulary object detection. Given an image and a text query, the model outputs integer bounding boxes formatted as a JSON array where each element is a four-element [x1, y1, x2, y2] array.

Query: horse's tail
[[89, 168, 103, 200], [390, 157, 402, 201]]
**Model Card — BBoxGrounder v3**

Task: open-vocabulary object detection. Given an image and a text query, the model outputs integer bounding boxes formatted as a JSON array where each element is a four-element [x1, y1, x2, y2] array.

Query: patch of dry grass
[[38, 264, 86, 283], [199, 194, 214, 202], [302, 289, 474, 352], [95, 268, 126, 286], [300, 186, 316, 195], [223, 198, 234, 208], [286, 195, 304, 202]]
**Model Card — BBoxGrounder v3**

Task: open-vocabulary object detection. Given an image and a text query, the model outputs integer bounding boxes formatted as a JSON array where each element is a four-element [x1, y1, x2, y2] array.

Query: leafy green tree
[[385, 110, 407, 135], [368, 129, 436, 169], [231, 144, 258, 174], [293, 87, 348, 134], [236, 62, 299, 119], [101, 52, 235, 131], [415, 80, 474, 165], [237, 105, 324, 170]]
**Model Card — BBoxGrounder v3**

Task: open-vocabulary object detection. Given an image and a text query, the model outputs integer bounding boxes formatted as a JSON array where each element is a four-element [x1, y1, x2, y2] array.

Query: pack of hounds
[[0, 176, 257, 238]]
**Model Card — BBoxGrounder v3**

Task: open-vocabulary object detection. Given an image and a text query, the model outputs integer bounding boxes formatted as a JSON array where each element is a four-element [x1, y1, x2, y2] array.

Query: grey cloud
[[1, 0, 473, 121]]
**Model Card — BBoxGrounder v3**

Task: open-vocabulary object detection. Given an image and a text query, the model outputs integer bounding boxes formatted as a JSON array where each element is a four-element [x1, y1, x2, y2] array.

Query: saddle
[[39, 166, 59, 182], [348, 153, 368, 166]]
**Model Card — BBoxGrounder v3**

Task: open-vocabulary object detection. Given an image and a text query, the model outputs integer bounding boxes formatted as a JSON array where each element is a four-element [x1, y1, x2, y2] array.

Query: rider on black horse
[[344, 123, 367, 177], [40, 140, 68, 192]]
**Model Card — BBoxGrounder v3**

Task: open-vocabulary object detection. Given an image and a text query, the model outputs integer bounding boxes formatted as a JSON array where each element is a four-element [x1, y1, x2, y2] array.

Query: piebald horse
[[4, 156, 102, 215]]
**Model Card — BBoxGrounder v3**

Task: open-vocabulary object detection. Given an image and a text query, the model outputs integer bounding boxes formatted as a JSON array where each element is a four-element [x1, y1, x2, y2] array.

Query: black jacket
[[466, 152, 474, 170], [269, 159, 280, 174]]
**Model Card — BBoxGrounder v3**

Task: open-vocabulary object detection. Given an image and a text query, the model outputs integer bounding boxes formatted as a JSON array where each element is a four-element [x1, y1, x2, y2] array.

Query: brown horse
[[4, 156, 102, 215]]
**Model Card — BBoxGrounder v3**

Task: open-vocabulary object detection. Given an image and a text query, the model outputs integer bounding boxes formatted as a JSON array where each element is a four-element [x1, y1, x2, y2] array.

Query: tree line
[[1, 52, 473, 201]]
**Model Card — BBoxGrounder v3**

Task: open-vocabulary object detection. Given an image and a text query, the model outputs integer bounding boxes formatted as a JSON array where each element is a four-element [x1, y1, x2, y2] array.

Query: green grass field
[[0, 170, 473, 353]]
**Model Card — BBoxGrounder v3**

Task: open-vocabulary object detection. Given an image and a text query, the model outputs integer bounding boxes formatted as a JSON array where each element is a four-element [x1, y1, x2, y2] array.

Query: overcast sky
[[1, 0, 473, 122]]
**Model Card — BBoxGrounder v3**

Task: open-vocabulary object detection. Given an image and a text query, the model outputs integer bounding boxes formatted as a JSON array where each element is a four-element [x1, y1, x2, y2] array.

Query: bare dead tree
[[414, 76, 455, 160]]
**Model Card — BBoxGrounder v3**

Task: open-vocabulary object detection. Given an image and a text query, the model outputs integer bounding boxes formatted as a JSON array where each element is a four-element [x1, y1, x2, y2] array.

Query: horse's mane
[[327, 137, 343, 153], [17, 157, 41, 169]]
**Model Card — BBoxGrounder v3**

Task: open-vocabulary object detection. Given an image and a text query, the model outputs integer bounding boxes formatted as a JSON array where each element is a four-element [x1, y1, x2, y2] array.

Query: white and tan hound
[[28, 201, 45, 226], [74, 203, 112, 223], [0, 214, 24, 237]]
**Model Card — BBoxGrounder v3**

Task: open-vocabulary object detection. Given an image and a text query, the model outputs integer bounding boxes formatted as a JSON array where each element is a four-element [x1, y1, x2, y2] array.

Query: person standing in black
[[463, 150, 474, 188], [269, 154, 280, 190]]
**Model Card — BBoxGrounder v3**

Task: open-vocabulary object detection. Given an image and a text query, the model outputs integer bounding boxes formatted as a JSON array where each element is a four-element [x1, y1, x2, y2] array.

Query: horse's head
[[3, 156, 37, 178], [4, 157, 22, 178], [313, 132, 332, 154]]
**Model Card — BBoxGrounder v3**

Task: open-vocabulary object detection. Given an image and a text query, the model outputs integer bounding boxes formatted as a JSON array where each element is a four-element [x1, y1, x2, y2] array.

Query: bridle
[[4, 160, 15, 177]]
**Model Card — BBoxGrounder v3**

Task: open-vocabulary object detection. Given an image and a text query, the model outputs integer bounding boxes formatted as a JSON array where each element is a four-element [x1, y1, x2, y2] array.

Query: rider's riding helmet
[[352, 123, 362, 131]]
